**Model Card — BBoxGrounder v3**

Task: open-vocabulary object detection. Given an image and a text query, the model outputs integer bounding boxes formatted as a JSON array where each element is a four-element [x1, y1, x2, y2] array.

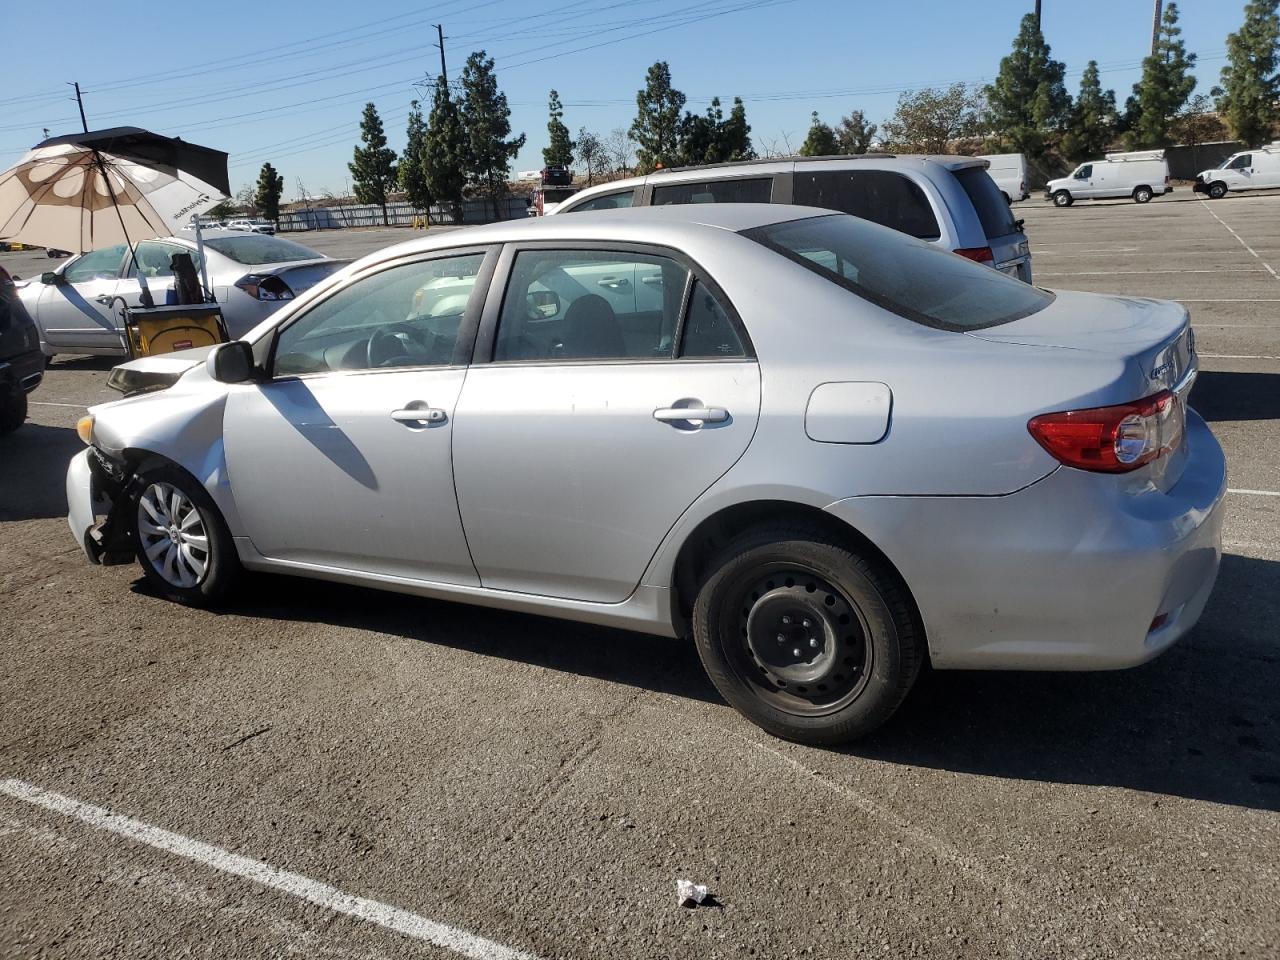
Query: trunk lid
[[270, 258, 350, 295]]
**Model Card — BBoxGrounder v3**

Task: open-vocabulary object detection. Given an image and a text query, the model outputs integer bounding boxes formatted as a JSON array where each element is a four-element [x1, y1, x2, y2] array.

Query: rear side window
[[652, 178, 772, 206], [745, 214, 1053, 332], [955, 167, 1018, 239], [792, 170, 940, 240], [564, 190, 634, 212], [680, 281, 745, 358]]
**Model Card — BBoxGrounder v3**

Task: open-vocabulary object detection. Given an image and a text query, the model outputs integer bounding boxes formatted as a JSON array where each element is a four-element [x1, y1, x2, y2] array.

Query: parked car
[[181, 219, 226, 231], [226, 218, 276, 235], [978, 152, 1030, 203], [45, 247, 72, 259], [66, 204, 1223, 745], [552, 155, 1033, 282], [16, 230, 346, 356], [1045, 150, 1172, 206], [0, 264, 44, 434], [1194, 142, 1280, 199]]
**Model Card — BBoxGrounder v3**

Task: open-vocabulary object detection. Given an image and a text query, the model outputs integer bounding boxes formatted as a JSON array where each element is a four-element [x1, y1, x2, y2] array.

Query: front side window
[[792, 171, 941, 240], [1228, 154, 1251, 170], [63, 244, 126, 284], [564, 190, 635, 213], [1075, 164, 1093, 179], [273, 253, 485, 376], [745, 214, 1053, 332], [652, 178, 772, 206]]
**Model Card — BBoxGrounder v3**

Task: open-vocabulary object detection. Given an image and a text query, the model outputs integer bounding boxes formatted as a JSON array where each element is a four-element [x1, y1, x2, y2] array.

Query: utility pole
[[69, 82, 88, 132], [1151, 0, 1163, 55], [1034, 0, 1041, 29], [433, 24, 448, 84]]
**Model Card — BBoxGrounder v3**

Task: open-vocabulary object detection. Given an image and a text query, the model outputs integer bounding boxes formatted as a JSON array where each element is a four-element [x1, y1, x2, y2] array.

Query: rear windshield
[[955, 166, 1018, 238], [744, 214, 1052, 332], [204, 235, 322, 265], [652, 177, 772, 205]]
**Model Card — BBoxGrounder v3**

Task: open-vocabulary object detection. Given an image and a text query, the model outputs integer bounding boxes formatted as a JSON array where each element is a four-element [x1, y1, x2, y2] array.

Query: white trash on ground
[[676, 879, 709, 907]]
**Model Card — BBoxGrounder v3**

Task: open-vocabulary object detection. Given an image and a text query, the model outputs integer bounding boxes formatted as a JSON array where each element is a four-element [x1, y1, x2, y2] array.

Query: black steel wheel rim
[[723, 563, 873, 717]]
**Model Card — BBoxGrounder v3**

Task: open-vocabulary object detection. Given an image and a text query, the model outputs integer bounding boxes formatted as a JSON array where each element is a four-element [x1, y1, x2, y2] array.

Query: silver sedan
[[65, 204, 1226, 744]]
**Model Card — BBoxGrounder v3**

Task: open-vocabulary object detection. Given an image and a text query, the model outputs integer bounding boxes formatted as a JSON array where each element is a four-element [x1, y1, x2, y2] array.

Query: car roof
[[560, 153, 989, 208], [370, 203, 835, 260]]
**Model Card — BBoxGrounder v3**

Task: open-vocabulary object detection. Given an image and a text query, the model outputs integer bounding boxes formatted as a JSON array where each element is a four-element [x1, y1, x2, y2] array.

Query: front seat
[[563, 293, 625, 359]]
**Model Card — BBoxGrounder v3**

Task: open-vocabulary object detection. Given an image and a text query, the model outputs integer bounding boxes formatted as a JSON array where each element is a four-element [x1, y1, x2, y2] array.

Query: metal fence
[[276, 197, 528, 231]]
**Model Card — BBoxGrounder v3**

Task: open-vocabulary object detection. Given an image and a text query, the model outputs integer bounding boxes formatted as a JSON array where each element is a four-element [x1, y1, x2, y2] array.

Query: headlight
[[76, 414, 94, 445]]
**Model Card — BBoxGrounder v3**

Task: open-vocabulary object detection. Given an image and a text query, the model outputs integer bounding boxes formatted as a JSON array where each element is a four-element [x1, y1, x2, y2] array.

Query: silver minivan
[[551, 155, 1034, 282]]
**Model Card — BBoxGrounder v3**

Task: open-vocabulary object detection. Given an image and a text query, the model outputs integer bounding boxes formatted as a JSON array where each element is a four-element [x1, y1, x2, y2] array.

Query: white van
[[1045, 150, 1171, 207], [979, 153, 1029, 203], [1194, 143, 1280, 199]]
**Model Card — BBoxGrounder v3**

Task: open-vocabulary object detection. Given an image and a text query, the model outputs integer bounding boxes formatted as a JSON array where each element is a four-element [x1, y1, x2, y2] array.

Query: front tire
[[1208, 181, 1228, 200], [1053, 190, 1073, 207], [692, 526, 923, 746], [0, 390, 27, 435], [132, 464, 240, 605], [1133, 186, 1153, 204]]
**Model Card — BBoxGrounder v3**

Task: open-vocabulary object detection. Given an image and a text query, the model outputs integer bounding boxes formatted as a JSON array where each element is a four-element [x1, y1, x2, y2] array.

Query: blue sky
[[0, 0, 1235, 201]]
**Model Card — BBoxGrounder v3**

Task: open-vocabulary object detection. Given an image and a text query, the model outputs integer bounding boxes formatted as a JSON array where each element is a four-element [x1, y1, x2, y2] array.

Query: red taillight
[[1027, 390, 1184, 473], [235, 274, 294, 301], [953, 246, 994, 264]]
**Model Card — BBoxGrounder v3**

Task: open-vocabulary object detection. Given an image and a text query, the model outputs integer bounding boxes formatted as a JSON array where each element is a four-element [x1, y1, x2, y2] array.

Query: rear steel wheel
[[1134, 186, 1153, 204]]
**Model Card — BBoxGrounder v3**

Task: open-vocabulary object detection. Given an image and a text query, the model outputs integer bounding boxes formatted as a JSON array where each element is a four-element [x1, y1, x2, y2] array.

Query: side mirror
[[40, 271, 63, 285], [527, 289, 560, 319], [206, 340, 255, 384]]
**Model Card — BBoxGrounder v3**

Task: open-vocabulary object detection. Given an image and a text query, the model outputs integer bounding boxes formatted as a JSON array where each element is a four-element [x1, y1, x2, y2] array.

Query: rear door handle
[[390, 406, 447, 424], [654, 406, 728, 424]]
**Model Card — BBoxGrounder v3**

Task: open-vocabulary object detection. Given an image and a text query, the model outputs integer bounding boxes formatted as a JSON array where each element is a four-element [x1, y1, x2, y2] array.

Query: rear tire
[[691, 525, 923, 746], [1208, 181, 1228, 200], [132, 464, 240, 605], [0, 390, 26, 435], [1133, 186, 1153, 204], [1052, 190, 1073, 207]]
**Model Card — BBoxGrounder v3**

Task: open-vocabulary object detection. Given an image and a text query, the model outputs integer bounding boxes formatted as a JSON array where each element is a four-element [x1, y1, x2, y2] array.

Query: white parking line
[[0, 779, 540, 960], [29, 401, 87, 408], [1198, 200, 1280, 281], [1175, 299, 1280, 303], [1199, 353, 1280, 360], [1037, 268, 1268, 276], [1229, 488, 1280, 497]]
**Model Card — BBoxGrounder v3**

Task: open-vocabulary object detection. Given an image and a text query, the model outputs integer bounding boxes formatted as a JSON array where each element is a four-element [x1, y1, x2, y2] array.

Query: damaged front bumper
[[66, 447, 135, 564]]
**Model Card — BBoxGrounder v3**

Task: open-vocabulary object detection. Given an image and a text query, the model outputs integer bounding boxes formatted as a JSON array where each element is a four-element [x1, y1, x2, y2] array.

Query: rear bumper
[[0, 347, 45, 395], [825, 409, 1226, 670]]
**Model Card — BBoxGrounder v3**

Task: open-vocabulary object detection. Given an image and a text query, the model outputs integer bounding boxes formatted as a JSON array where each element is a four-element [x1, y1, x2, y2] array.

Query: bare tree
[[604, 127, 635, 176], [577, 127, 605, 185], [757, 130, 796, 159]]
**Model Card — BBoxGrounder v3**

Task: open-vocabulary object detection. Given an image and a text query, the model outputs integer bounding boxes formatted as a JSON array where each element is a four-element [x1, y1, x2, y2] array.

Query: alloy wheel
[[137, 482, 210, 588]]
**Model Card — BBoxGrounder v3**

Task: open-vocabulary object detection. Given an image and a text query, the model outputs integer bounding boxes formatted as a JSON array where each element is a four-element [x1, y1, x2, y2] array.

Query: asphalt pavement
[[1, 199, 1278, 960]]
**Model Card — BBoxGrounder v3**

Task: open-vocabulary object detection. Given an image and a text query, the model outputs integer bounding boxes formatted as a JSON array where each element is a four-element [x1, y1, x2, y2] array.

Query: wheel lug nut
[[792, 648, 801, 657], [803, 619, 812, 628], [809, 637, 819, 648], [777, 634, 786, 643], [781, 616, 791, 625]]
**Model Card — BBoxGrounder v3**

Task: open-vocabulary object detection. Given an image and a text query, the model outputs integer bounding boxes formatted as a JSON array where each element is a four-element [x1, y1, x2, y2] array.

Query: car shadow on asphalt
[[210, 553, 1280, 812], [1191, 371, 1280, 422], [0, 422, 80, 520], [856, 553, 1280, 813]]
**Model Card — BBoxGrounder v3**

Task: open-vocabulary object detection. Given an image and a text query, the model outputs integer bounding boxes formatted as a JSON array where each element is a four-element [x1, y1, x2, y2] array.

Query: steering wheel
[[367, 326, 411, 368]]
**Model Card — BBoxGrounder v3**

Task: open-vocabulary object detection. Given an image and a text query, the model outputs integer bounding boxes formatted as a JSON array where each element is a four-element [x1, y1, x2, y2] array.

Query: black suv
[[0, 264, 44, 434]]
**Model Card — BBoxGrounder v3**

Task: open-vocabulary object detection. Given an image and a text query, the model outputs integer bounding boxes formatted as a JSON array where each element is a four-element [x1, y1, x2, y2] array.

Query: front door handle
[[391, 406, 447, 424], [597, 277, 631, 289], [654, 406, 728, 424]]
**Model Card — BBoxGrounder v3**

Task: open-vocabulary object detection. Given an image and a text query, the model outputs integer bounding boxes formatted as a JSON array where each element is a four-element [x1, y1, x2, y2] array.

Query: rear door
[[452, 244, 760, 602], [953, 166, 1032, 282]]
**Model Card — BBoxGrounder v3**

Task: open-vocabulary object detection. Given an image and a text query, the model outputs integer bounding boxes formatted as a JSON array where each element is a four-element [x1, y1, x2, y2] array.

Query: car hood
[[105, 345, 214, 396]]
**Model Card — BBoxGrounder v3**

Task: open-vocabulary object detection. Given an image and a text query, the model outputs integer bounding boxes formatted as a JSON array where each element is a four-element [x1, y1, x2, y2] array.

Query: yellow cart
[[121, 302, 228, 358]]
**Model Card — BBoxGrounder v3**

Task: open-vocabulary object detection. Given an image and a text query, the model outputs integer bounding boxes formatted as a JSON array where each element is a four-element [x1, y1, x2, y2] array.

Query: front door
[[37, 243, 128, 351], [223, 249, 492, 584], [453, 246, 761, 603]]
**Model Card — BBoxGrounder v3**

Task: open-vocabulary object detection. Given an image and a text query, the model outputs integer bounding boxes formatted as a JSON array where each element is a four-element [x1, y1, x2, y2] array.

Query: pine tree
[[543, 89, 575, 167], [677, 98, 722, 166], [1062, 61, 1119, 162], [399, 100, 432, 214], [254, 162, 284, 227], [423, 79, 467, 223], [1126, 2, 1198, 148], [460, 51, 526, 219], [348, 103, 398, 226], [985, 13, 1071, 162], [835, 110, 877, 154], [631, 61, 686, 171], [799, 112, 840, 156], [1214, 0, 1280, 147], [719, 97, 755, 161]]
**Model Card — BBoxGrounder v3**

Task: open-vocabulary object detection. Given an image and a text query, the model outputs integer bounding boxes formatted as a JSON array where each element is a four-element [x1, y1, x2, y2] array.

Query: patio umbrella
[[0, 127, 229, 255]]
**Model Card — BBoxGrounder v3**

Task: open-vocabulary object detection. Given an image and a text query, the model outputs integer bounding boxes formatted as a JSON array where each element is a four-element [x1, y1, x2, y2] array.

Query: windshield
[[204, 234, 322, 265], [1217, 155, 1238, 169], [744, 214, 1053, 332]]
